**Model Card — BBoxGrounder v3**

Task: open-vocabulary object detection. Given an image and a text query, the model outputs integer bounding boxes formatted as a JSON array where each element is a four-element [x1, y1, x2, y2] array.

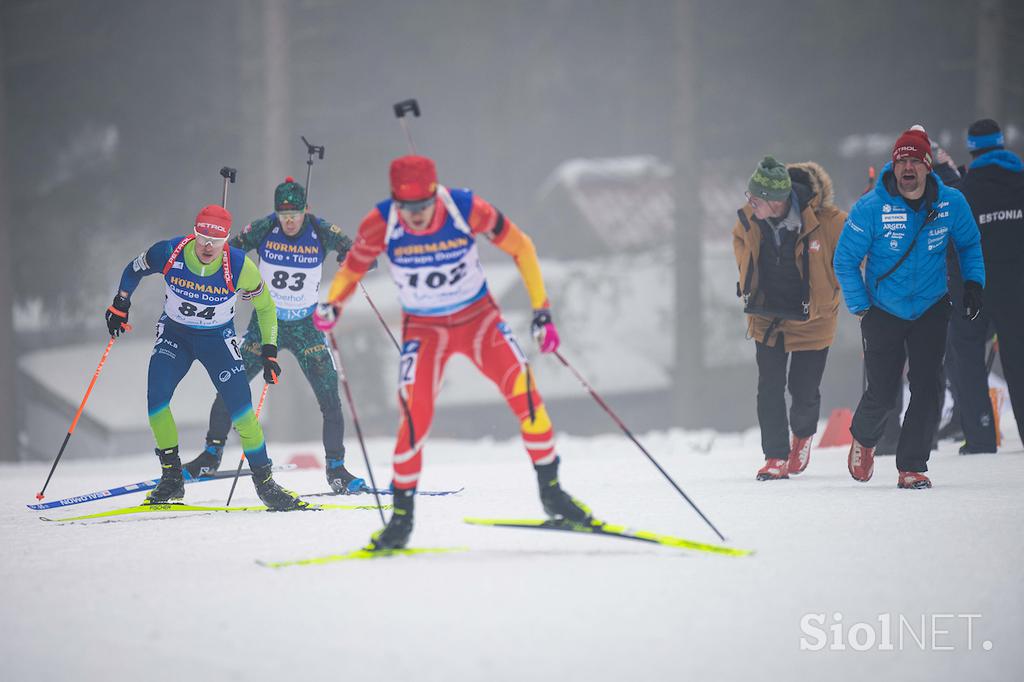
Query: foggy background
[[1, 0, 1021, 463]]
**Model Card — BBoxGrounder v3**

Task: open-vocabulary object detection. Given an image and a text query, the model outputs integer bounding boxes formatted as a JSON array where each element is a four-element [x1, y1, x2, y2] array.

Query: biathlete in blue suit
[[104, 204, 309, 509]]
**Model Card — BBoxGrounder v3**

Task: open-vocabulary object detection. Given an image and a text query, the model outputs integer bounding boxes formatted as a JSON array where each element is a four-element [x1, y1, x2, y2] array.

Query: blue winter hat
[[967, 118, 1004, 152]]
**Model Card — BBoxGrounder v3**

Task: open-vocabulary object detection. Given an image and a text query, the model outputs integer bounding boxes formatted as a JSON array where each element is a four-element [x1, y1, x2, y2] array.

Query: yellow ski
[[41, 502, 390, 523], [463, 517, 754, 557]]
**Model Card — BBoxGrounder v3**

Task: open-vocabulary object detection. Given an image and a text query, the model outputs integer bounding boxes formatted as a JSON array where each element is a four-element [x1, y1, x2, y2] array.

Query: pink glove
[[531, 309, 560, 353], [313, 303, 339, 331]]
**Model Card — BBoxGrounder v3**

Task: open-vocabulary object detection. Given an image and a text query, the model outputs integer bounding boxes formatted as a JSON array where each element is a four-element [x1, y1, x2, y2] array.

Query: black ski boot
[[183, 439, 224, 479], [368, 488, 414, 550], [326, 457, 366, 494], [145, 447, 185, 504], [535, 457, 593, 524], [251, 463, 309, 511]]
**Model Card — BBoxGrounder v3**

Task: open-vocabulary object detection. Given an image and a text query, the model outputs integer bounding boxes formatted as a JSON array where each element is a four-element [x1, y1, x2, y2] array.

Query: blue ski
[[27, 463, 297, 510]]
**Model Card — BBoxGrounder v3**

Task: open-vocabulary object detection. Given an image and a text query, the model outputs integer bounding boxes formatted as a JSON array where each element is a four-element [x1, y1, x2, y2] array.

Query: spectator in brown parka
[[732, 157, 847, 481]]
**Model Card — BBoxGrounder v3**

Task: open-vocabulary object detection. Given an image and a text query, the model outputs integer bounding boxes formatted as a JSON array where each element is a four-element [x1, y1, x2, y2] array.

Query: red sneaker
[[897, 471, 932, 489], [756, 458, 789, 481], [848, 439, 874, 482], [787, 435, 812, 475]]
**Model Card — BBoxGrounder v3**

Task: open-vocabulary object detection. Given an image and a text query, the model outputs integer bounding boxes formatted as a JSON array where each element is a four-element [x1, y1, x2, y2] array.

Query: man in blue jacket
[[834, 125, 986, 489]]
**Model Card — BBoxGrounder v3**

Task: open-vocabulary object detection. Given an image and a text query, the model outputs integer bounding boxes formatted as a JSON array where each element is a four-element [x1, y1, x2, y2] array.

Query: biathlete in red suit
[[315, 155, 593, 549]]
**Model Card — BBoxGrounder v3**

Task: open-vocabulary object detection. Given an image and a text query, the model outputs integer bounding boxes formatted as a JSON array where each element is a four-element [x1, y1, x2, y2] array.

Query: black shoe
[[959, 443, 997, 455], [326, 458, 366, 494], [251, 463, 309, 510], [368, 489, 414, 550], [535, 457, 593, 524], [183, 440, 224, 479], [146, 447, 185, 504]]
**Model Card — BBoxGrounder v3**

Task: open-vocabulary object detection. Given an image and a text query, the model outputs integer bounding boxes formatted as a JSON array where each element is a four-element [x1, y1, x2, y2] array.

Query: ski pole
[[393, 99, 421, 154], [326, 331, 386, 524], [220, 166, 237, 207], [300, 136, 325, 202], [36, 334, 128, 500], [298, 135, 386, 519], [359, 283, 401, 353], [552, 349, 727, 542], [224, 376, 273, 506]]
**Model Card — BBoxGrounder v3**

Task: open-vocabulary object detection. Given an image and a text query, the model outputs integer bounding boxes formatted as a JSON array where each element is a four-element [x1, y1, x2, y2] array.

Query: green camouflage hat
[[274, 176, 306, 211], [748, 156, 792, 202]]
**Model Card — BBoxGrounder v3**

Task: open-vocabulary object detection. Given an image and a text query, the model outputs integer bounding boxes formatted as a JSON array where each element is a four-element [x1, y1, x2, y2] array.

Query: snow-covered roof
[[538, 155, 674, 249]]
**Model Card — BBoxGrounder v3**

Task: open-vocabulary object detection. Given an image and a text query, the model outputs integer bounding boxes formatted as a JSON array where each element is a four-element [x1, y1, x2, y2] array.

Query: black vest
[[757, 221, 803, 312]]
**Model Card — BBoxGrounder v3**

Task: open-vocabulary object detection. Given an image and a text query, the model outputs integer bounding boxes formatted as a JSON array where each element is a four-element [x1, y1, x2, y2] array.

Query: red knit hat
[[194, 204, 232, 240], [390, 155, 438, 201], [892, 125, 933, 169]]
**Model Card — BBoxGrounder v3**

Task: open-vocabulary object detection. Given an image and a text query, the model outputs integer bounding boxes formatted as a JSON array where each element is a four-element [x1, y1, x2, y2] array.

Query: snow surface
[[2, 427, 1022, 682]]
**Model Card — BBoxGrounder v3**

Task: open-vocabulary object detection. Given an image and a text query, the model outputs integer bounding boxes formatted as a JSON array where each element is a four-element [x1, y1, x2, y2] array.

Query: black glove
[[963, 281, 983, 321], [261, 344, 282, 384], [105, 294, 131, 337]]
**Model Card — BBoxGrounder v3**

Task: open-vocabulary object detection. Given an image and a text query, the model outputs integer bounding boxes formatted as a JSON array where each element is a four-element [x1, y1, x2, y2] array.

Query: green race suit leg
[[206, 313, 262, 444], [283, 317, 346, 461], [195, 323, 272, 468]]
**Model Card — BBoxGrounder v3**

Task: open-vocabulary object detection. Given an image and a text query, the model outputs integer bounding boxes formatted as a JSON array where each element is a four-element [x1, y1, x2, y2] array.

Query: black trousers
[[851, 298, 951, 472], [945, 307, 997, 450], [988, 269, 1024, 441], [755, 337, 829, 459]]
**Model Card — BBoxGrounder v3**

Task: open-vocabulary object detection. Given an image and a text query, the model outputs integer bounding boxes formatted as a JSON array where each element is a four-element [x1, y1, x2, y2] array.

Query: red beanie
[[194, 204, 232, 240], [892, 125, 932, 169], [390, 155, 438, 201]]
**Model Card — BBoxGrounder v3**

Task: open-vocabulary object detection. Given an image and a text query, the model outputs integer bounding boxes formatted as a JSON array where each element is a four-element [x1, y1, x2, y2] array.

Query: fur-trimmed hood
[[786, 161, 835, 212]]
